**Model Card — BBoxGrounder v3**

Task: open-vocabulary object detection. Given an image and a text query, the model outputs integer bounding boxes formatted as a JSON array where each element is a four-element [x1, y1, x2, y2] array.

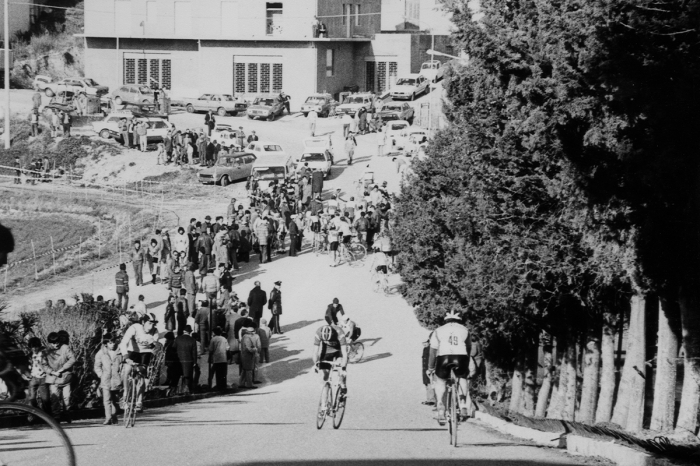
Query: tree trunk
[[650, 298, 680, 432], [595, 321, 616, 423], [547, 337, 568, 419], [578, 323, 602, 424], [676, 286, 700, 436], [562, 335, 578, 421], [535, 343, 554, 418], [521, 349, 538, 417], [611, 295, 646, 431], [509, 358, 524, 414]]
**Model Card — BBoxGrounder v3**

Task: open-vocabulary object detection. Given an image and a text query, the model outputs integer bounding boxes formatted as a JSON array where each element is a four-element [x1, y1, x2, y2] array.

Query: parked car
[[377, 101, 415, 124], [420, 60, 444, 82], [294, 136, 334, 165], [245, 141, 285, 158], [92, 112, 172, 144], [32, 75, 53, 92], [246, 96, 285, 120], [211, 127, 245, 150], [45, 78, 109, 98], [300, 93, 332, 117], [390, 74, 429, 101], [111, 84, 155, 106], [197, 152, 257, 186], [336, 92, 376, 117], [183, 94, 248, 116]]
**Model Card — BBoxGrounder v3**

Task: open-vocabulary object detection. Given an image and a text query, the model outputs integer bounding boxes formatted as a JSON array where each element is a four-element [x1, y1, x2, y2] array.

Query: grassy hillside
[[10, 1, 85, 88]]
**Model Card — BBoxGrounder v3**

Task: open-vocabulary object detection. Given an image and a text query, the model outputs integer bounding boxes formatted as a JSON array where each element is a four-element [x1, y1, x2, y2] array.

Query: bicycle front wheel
[[316, 383, 331, 429], [348, 342, 364, 364], [332, 385, 346, 429], [0, 402, 76, 466]]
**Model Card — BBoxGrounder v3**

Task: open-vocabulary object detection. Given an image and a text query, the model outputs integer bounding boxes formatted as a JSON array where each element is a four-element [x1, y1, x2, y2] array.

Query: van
[[250, 154, 294, 189]]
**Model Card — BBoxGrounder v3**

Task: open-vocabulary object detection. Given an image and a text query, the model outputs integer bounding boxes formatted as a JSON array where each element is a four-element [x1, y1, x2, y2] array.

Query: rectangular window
[[174, 1, 192, 36], [115, 0, 131, 35], [146, 1, 157, 23], [266, 2, 283, 36], [326, 49, 334, 77], [221, 1, 237, 35], [354, 4, 360, 26]]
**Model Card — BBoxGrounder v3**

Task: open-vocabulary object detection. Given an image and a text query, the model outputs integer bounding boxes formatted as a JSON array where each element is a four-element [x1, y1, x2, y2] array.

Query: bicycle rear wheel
[[332, 385, 346, 429], [0, 402, 76, 466], [316, 383, 331, 429], [348, 342, 364, 364]]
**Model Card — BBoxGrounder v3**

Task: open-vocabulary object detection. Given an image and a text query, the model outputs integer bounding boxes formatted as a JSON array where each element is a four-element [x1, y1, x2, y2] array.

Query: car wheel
[[114, 96, 122, 105], [217, 107, 227, 117], [99, 129, 111, 139], [186, 104, 195, 113], [221, 175, 229, 187], [44, 88, 54, 97]]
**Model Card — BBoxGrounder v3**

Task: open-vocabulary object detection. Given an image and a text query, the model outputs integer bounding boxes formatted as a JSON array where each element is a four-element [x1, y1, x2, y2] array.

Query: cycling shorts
[[330, 241, 339, 251], [126, 352, 152, 367], [435, 355, 470, 380], [318, 349, 342, 371]]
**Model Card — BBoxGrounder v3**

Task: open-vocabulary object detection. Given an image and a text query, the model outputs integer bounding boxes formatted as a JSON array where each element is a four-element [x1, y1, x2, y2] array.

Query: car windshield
[[395, 78, 416, 86], [263, 145, 282, 152], [254, 98, 275, 106], [301, 153, 326, 162], [303, 139, 327, 148], [84, 78, 99, 86], [344, 96, 365, 104], [253, 166, 286, 179], [383, 104, 403, 111], [305, 97, 326, 104], [139, 86, 153, 94]]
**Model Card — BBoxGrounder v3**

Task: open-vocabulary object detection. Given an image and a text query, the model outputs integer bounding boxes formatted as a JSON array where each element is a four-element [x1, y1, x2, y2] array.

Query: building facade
[[82, 0, 454, 108]]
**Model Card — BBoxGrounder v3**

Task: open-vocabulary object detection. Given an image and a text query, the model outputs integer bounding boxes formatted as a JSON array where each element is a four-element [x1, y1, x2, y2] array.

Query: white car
[[385, 120, 411, 151], [420, 60, 444, 82], [294, 136, 335, 164], [245, 141, 286, 158], [390, 74, 429, 101]]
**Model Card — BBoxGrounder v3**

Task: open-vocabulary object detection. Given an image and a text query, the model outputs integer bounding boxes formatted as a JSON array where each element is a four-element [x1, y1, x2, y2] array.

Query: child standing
[[27, 337, 51, 414]]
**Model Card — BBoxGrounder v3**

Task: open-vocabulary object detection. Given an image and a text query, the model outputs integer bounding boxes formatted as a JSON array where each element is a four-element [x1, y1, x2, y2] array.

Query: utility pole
[[4, 0, 10, 148]]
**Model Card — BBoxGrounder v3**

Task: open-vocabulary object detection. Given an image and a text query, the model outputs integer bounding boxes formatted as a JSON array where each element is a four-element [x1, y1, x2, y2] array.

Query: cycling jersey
[[314, 325, 347, 355], [430, 322, 470, 356]]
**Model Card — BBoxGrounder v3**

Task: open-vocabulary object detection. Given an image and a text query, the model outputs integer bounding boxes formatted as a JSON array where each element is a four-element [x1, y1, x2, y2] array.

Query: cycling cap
[[320, 325, 335, 342], [444, 311, 462, 322]]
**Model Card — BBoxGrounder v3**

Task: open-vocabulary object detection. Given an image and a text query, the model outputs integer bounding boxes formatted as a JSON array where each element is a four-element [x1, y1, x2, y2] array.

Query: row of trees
[[394, 0, 700, 436]]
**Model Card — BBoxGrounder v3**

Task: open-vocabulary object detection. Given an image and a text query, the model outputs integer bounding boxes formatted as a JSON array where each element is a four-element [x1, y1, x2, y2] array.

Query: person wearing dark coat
[[288, 217, 299, 257], [246, 281, 267, 328], [311, 169, 324, 196], [267, 281, 283, 334], [324, 298, 345, 325], [174, 326, 198, 394]]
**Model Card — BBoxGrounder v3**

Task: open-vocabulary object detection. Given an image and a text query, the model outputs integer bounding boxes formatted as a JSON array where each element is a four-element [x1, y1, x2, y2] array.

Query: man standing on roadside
[[247, 281, 267, 328], [115, 263, 129, 311], [131, 240, 145, 286]]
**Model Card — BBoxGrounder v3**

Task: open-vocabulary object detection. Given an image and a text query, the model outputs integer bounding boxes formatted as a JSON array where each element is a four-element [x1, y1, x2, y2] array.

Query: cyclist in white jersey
[[427, 311, 474, 425]]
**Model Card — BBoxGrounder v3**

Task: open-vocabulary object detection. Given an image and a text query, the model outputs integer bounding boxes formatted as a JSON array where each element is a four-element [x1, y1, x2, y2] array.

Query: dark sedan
[[377, 102, 415, 124]]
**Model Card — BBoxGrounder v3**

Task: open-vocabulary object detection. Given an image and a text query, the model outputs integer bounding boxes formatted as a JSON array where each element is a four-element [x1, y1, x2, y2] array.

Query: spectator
[[257, 319, 271, 363], [164, 295, 176, 332], [247, 281, 267, 328], [45, 331, 76, 423], [195, 301, 211, 354], [94, 334, 122, 425], [240, 326, 259, 389], [325, 298, 345, 325], [27, 337, 51, 414], [208, 327, 229, 392], [131, 240, 145, 287], [267, 281, 283, 334], [174, 325, 197, 395], [115, 264, 129, 311]]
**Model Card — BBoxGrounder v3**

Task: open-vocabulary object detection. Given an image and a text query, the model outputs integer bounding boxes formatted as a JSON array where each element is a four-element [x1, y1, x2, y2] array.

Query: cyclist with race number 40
[[312, 324, 349, 401], [426, 310, 476, 425]]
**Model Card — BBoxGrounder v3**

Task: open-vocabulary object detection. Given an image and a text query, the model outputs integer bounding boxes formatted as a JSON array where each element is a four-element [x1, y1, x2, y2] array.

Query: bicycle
[[315, 361, 346, 430], [123, 363, 144, 428], [347, 340, 364, 363]]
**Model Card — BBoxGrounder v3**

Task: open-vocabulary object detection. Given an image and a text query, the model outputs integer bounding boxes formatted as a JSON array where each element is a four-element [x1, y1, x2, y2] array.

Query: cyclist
[[119, 312, 158, 412], [313, 324, 349, 407], [426, 310, 475, 425]]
